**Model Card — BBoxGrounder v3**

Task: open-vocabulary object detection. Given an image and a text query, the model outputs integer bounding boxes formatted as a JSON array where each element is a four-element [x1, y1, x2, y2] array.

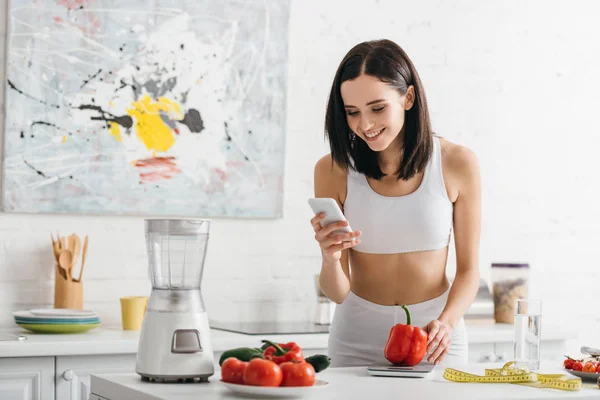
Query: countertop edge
[[0, 324, 579, 358]]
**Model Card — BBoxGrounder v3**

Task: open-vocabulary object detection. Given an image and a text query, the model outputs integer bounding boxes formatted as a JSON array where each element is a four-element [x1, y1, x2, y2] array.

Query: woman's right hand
[[310, 213, 361, 263]]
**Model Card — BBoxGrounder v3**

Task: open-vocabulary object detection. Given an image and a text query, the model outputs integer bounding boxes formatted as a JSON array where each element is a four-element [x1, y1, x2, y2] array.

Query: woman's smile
[[362, 127, 385, 141]]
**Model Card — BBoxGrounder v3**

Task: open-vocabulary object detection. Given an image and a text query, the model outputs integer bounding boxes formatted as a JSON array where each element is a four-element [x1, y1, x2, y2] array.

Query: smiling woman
[[311, 39, 482, 368]]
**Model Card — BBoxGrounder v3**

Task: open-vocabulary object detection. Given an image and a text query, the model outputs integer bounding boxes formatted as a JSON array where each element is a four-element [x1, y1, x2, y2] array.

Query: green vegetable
[[305, 354, 331, 373], [218, 347, 264, 366]]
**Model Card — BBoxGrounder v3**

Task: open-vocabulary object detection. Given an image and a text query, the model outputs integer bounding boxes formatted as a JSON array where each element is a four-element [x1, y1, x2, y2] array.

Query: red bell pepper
[[262, 340, 304, 364], [384, 305, 428, 366]]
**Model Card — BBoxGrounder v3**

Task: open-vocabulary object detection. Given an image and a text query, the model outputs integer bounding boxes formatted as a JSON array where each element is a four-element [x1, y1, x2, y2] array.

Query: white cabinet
[[55, 355, 136, 400], [0, 357, 55, 400]]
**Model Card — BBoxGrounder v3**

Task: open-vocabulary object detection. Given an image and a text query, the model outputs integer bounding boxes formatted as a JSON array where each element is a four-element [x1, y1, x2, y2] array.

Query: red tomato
[[280, 361, 316, 387], [583, 362, 597, 373], [572, 361, 583, 371], [243, 358, 283, 387], [596, 363, 600, 373], [563, 358, 575, 370], [220, 358, 247, 384]]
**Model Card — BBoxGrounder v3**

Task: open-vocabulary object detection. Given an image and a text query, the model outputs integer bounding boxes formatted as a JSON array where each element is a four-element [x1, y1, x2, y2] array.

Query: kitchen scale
[[367, 362, 436, 378], [135, 219, 214, 383]]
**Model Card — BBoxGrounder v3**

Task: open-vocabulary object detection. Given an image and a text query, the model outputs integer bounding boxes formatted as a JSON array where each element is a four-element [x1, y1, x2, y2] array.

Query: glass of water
[[514, 299, 542, 370]]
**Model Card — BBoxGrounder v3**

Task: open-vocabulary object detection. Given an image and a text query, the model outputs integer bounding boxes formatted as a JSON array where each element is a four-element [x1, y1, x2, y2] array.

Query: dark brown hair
[[324, 39, 433, 180]]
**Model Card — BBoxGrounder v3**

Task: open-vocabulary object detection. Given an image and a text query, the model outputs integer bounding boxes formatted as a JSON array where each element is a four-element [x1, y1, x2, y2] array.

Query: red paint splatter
[[174, 128, 180, 135], [134, 157, 182, 184], [56, 0, 101, 37], [215, 168, 227, 182], [57, 0, 88, 9]]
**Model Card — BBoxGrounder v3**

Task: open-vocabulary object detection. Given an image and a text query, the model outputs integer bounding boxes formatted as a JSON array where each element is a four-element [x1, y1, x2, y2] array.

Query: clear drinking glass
[[514, 299, 542, 370]]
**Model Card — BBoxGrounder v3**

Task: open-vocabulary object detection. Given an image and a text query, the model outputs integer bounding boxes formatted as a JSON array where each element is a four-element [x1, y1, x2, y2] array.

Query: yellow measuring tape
[[443, 361, 595, 391]]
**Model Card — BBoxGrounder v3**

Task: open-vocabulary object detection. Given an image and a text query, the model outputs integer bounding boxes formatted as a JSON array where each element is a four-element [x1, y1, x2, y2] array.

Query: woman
[[311, 39, 481, 367]]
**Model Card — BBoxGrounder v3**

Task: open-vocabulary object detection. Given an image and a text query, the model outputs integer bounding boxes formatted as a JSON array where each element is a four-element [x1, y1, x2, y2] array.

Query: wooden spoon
[[72, 235, 81, 271], [50, 233, 59, 261], [58, 249, 73, 281], [77, 236, 88, 282]]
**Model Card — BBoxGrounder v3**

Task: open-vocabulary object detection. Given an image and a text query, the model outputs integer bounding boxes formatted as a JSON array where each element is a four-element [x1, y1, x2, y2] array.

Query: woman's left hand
[[422, 319, 454, 364]]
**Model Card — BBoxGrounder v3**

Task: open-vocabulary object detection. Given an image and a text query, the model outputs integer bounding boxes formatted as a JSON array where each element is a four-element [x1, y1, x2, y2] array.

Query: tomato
[[572, 361, 583, 371], [563, 358, 575, 370], [243, 358, 283, 387], [221, 357, 248, 384], [583, 362, 597, 373], [280, 361, 316, 387], [596, 363, 600, 373]]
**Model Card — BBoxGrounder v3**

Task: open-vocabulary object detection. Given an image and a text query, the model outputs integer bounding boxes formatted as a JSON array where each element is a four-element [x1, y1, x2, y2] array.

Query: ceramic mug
[[119, 296, 148, 330]]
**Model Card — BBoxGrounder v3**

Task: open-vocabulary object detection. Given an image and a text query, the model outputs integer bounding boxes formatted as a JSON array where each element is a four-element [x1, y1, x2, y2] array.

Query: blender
[[136, 219, 215, 382]]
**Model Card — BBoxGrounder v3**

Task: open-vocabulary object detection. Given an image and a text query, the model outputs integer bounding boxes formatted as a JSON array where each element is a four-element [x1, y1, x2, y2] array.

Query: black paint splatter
[[80, 68, 102, 89], [223, 121, 232, 141], [23, 158, 48, 177], [7, 80, 60, 109], [30, 121, 76, 137], [180, 109, 204, 133], [77, 104, 133, 130]]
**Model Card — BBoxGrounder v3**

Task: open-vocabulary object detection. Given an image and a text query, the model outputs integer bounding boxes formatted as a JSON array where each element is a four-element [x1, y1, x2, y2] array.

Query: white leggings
[[327, 286, 469, 367]]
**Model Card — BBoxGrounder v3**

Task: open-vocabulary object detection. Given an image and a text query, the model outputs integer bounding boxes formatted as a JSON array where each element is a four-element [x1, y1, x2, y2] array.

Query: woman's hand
[[422, 319, 454, 365], [310, 213, 361, 263]]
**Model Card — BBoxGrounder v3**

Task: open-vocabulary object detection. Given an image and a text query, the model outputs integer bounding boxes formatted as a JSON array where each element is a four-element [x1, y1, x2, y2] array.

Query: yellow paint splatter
[[108, 122, 121, 142], [62, 136, 67, 143], [126, 94, 183, 152]]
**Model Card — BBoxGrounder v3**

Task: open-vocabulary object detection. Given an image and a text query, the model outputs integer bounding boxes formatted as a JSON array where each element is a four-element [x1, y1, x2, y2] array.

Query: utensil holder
[[54, 263, 83, 309]]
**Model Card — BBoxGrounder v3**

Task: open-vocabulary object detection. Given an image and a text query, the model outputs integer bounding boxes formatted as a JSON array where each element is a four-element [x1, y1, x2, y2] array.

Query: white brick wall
[[1, 0, 599, 352]]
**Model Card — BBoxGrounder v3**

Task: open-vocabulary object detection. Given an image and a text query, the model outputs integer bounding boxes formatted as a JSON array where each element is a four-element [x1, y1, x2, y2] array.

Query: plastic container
[[491, 263, 529, 324]]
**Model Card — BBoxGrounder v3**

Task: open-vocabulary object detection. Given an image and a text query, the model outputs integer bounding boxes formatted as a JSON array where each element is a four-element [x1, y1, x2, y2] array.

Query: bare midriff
[[348, 247, 450, 306]]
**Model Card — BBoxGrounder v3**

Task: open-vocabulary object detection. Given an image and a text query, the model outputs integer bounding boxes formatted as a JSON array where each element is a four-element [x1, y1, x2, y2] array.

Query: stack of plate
[[13, 309, 101, 334]]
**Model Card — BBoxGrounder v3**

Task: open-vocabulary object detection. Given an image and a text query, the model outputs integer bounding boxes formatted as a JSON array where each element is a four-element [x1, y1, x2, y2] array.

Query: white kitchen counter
[[0, 322, 577, 358], [90, 362, 599, 400], [0, 327, 328, 358]]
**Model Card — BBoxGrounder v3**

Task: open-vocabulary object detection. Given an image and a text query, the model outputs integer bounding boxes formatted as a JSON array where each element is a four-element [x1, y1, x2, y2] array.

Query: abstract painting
[[2, 0, 290, 218]]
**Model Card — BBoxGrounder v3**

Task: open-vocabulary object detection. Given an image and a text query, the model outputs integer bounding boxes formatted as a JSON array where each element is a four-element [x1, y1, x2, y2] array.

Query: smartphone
[[308, 198, 353, 236]]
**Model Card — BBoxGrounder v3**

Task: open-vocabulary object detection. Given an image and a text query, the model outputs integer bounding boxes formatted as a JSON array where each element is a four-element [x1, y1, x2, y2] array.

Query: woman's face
[[340, 73, 414, 152]]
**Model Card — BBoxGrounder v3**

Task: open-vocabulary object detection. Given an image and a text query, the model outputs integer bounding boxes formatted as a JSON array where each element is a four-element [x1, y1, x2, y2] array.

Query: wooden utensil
[[68, 234, 76, 253], [58, 249, 73, 281], [76, 235, 88, 282], [72, 235, 81, 272], [50, 234, 59, 261]]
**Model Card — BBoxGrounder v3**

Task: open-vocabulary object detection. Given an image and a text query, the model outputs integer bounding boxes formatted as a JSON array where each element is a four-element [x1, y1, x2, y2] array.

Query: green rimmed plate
[[16, 322, 100, 334]]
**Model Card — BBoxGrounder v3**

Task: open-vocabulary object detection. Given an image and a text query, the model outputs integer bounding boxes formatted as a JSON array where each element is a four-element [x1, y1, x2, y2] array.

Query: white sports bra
[[344, 136, 453, 254]]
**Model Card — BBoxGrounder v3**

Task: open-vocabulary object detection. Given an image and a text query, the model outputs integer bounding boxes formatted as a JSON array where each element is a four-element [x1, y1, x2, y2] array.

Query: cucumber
[[305, 354, 331, 373], [218, 347, 264, 366]]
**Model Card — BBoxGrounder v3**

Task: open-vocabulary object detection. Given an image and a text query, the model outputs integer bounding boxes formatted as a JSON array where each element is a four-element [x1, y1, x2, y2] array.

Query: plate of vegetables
[[219, 339, 331, 398], [563, 355, 600, 381]]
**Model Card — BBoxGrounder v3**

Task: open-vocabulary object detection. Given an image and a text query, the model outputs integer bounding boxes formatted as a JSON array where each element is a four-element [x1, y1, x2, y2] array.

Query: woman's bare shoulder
[[437, 136, 479, 175], [314, 153, 347, 179], [314, 153, 348, 201]]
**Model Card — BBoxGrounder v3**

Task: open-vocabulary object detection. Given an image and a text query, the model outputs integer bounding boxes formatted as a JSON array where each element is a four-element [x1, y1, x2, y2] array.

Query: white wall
[[1, 0, 599, 352]]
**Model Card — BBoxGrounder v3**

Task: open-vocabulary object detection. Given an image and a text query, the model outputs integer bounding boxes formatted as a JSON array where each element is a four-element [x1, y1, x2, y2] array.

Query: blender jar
[[145, 219, 210, 290], [144, 219, 210, 314], [491, 263, 529, 324]]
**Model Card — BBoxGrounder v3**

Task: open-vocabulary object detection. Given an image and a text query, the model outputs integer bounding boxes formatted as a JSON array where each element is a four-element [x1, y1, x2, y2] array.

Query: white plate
[[29, 309, 97, 317], [564, 368, 600, 381], [221, 380, 328, 398], [13, 310, 98, 320]]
